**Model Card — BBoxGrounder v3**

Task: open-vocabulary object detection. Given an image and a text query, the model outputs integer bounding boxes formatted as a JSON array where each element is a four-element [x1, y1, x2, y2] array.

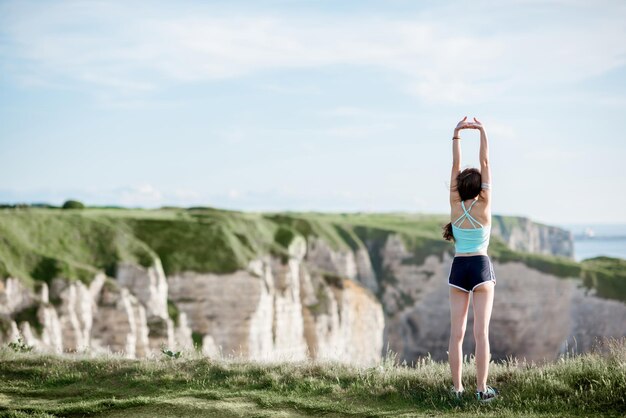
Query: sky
[[1, 0, 625, 226]]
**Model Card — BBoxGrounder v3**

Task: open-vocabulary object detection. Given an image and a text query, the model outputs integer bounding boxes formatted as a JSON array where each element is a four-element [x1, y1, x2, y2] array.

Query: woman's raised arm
[[473, 117, 492, 202], [450, 117, 468, 204]]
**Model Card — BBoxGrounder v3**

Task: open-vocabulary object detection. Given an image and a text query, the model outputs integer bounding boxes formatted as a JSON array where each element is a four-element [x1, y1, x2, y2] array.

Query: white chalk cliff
[[491, 215, 574, 258], [0, 235, 384, 366], [0, 221, 623, 365], [377, 234, 626, 363]]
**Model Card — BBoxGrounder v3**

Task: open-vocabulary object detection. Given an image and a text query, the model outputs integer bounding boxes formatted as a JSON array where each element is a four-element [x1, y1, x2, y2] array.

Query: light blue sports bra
[[451, 199, 491, 253]]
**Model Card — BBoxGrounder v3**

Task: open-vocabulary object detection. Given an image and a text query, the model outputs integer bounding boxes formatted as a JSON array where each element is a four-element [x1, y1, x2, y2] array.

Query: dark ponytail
[[442, 222, 455, 242]]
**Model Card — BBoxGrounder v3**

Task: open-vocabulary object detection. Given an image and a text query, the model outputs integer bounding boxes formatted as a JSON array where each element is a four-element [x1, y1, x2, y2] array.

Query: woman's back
[[450, 197, 490, 229], [450, 197, 491, 254]]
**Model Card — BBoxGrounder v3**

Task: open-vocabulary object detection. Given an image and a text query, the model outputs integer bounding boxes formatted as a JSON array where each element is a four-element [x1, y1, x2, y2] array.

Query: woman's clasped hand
[[454, 116, 483, 132]]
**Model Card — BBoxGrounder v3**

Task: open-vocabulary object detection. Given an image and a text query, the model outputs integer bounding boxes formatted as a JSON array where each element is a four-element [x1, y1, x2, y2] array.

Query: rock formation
[[167, 236, 384, 365], [0, 235, 384, 366], [0, 263, 195, 360], [376, 234, 626, 364], [491, 215, 574, 258]]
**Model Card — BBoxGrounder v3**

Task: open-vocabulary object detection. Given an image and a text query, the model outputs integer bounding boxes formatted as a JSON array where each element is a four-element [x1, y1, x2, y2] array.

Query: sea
[[556, 223, 626, 262]]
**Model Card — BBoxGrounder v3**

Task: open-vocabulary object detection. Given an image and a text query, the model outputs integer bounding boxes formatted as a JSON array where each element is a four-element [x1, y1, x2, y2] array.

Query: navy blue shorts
[[448, 255, 496, 293]]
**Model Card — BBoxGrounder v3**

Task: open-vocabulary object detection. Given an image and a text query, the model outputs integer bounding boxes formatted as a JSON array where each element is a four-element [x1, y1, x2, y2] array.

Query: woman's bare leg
[[472, 281, 495, 392], [449, 286, 470, 391]]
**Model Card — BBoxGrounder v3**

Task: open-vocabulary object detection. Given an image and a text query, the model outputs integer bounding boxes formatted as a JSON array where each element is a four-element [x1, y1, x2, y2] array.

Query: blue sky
[[1, 0, 625, 225]]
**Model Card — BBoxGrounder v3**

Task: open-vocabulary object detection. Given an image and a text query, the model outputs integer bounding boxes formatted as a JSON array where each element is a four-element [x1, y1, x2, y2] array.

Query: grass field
[[0, 337, 625, 417], [2, 206, 624, 304]]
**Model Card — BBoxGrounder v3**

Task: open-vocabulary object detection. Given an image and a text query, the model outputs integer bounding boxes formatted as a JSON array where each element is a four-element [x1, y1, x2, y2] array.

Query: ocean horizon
[[556, 223, 626, 262]]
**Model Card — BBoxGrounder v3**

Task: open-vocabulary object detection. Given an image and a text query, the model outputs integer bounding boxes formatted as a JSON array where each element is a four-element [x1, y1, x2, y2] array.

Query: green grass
[[0, 208, 155, 288], [579, 257, 626, 303], [1, 206, 625, 303], [0, 337, 625, 417], [167, 300, 180, 327], [11, 305, 43, 337]]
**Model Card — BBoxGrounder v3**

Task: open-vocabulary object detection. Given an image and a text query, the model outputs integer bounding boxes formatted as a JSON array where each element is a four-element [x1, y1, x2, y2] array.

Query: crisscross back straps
[[453, 200, 483, 229]]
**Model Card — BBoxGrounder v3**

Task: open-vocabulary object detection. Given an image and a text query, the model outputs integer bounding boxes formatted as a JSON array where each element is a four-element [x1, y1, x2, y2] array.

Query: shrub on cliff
[[62, 199, 85, 209]]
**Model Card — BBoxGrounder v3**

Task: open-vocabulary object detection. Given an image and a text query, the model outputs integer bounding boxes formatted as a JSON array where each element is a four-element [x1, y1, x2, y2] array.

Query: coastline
[[557, 223, 626, 262]]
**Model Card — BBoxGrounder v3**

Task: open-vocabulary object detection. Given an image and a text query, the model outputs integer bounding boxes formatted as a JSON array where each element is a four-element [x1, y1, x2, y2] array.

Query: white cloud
[[257, 83, 321, 95], [0, 185, 203, 208], [172, 188, 201, 200], [1, 1, 625, 104], [116, 184, 163, 206]]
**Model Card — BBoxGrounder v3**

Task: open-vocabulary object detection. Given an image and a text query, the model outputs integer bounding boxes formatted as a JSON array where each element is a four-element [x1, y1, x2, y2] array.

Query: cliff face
[[0, 235, 384, 366], [376, 234, 626, 363], [166, 235, 384, 365], [491, 215, 574, 259], [0, 208, 619, 366], [0, 266, 194, 359]]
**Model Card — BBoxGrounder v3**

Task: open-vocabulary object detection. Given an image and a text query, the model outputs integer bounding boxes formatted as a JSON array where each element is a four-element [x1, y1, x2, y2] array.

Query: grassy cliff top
[[0, 206, 623, 303]]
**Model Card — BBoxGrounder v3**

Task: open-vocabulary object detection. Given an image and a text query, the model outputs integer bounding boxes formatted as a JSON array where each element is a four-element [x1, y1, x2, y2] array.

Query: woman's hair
[[442, 167, 482, 242]]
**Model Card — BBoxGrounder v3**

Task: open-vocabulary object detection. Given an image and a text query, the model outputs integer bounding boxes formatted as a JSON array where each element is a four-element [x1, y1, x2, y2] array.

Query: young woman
[[442, 116, 498, 402]]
